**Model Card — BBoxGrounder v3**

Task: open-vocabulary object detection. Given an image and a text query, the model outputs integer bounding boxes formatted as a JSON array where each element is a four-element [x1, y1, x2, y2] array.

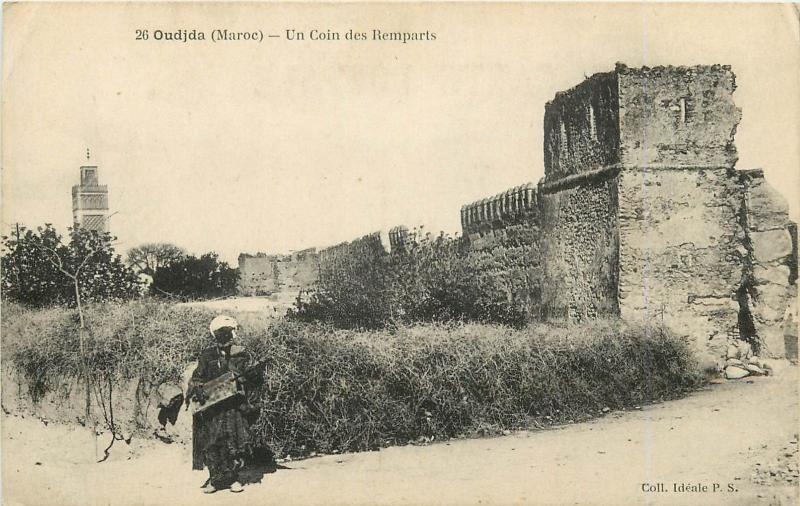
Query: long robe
[[187, 345, 258, 486]]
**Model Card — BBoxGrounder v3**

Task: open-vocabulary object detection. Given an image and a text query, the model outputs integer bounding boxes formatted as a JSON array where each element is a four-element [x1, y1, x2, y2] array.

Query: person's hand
[[192, 387, 208, 405]]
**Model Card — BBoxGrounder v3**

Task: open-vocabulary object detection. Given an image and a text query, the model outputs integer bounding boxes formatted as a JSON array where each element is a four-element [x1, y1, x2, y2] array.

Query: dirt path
[[3, 365, 798, 506]]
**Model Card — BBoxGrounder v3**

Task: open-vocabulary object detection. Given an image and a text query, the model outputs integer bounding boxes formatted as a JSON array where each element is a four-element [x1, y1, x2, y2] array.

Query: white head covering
[[209, 315, 238, 334]]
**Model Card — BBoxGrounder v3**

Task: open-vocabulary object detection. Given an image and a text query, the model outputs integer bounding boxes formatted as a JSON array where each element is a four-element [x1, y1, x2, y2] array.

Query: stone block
[[750, 229, 792, 262], [724, 365, 750, 379], [752, 283, 796, 322], [745, 177, 791, 231], [753, 264, 792, 286], [754, 326, 787, 359]]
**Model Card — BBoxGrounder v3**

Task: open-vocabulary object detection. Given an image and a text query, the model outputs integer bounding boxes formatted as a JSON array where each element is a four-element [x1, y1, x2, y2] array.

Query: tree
[[1, 224, 140, 442], [1, 224, 140, 308], [126, 242, 186, 276], [150, 252, 239, 300]]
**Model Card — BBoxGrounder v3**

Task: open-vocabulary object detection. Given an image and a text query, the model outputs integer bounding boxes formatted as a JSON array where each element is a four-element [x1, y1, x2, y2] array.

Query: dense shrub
[[250, 318, 702, 456], [1, 301, 214, 404], [1, 224, 140, 308], [2, 302, 703, 458], [389, 228, 540, 326], [150, 252, 239, 300], [294, 228, 541, 329], [298, 233, 394, 328]]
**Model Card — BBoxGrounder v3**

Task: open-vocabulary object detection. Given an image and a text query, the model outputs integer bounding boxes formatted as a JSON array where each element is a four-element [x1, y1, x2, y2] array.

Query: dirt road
[[3, 365, 798, 506]]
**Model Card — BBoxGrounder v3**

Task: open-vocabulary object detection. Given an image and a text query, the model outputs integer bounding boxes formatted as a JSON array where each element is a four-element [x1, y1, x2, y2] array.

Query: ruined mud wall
[[238, 250, 319, 296], [537, 171, 620, 319], [617, 64, 740, 168], [461, 186, 542, 320], [616, 167, 746, 356], [310, 232, 395, 326], [238, 254, 280, 295], [277, 249, 319, 293], [317, 232, 391, 292], [460, 174, 620, 321], [542, 64, 740, 179], [543, 71, 620, 180], [461, 184, 537, 245]]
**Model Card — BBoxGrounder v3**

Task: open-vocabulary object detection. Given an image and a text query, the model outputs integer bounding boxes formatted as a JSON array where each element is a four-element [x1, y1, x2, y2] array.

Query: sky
[[3, 3, 799, 265]]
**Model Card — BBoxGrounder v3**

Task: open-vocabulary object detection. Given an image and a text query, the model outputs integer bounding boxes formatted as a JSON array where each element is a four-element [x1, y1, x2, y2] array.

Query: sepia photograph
[[1, 2, 798, 505]]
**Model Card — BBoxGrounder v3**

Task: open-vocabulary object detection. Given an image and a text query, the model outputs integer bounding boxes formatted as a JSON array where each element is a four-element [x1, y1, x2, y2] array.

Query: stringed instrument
[[189, 360, 266, 414]]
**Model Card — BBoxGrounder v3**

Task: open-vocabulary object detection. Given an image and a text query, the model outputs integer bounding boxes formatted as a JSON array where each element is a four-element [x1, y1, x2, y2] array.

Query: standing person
[[186, 315, 258, 494]]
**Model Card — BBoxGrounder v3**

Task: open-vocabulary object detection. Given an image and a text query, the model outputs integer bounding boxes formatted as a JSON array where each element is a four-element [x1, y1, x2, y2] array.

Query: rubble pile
[[723, 340, 772, 380]]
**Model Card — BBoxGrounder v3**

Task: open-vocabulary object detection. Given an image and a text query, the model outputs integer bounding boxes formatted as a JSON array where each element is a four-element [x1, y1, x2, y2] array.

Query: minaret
[[71, 149, 110, 233]]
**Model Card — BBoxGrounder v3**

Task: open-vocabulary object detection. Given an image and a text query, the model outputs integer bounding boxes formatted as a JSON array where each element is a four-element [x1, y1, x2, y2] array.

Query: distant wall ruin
[[238, 231, 402, 296], [238, 249, 319, 296]]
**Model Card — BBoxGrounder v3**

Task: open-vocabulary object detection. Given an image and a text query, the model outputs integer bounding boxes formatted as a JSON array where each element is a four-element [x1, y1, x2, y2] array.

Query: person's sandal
[[202, 485, 218, 494], [230, 482, 244, 493]]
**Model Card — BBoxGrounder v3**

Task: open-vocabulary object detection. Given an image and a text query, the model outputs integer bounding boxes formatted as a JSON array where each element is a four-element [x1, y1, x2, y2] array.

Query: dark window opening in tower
[[559, 117, 568, 158], [679, 97, 687, 123]]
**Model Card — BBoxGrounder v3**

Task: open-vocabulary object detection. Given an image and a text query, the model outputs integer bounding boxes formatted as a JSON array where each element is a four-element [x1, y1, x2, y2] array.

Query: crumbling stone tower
[[539, 63, 796, 357], [461, 63, 797, 358]]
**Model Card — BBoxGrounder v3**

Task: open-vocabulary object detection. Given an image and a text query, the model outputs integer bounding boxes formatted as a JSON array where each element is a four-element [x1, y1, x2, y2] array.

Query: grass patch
[[2, 301, 704, 458], [252, 318, 703, 457], [1, 300, 215, 404]]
